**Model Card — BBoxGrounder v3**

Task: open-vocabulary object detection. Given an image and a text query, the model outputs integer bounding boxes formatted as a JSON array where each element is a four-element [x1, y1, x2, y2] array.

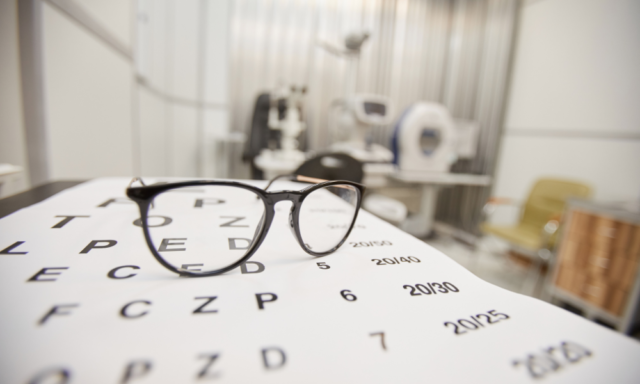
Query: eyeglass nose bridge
[[265, 190, 304, 204], [264, 191, 305, 246]]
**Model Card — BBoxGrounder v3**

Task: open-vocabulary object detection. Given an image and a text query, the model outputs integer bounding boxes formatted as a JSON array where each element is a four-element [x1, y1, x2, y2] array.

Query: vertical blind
[[229, 0, 519, 234]]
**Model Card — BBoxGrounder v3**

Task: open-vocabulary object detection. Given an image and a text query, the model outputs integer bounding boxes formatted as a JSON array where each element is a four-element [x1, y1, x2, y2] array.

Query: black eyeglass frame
[[126, 176, 365, 277]]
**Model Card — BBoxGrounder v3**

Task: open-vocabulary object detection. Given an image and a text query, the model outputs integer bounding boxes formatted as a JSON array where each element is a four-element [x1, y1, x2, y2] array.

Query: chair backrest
[[520, 179, 592, 229], [294, 153, 363, 183]]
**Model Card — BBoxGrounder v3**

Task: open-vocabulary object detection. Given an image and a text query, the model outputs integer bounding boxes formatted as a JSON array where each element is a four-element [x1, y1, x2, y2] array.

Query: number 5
[[488, 310, 509, 320], [317, 262, 330, 270]]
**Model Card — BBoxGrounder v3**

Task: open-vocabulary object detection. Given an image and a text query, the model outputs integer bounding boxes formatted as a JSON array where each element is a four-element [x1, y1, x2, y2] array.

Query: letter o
[[133, 216, 172, 227]]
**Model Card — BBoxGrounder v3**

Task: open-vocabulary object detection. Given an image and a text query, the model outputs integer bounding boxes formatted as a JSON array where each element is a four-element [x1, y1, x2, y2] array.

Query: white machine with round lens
[[392, 102, 459, 174], [390, 102, 490, 237]]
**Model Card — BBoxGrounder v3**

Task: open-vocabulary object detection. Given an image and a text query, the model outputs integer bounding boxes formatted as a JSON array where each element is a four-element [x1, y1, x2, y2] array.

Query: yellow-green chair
[[481, 178, 592, 294]]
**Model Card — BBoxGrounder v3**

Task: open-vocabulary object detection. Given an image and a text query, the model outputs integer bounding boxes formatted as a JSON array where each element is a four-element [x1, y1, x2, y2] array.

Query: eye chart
[[1, 178, 639, 384]]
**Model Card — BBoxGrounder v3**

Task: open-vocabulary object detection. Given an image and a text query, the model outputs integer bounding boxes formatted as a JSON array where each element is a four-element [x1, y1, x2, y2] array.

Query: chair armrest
[[482, 197, 520, 218], [542, 213, 561, 236], [538, 214, 562, 257]]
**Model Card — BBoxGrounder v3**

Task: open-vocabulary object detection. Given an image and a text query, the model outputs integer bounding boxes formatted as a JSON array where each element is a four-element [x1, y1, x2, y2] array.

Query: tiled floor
[[426, 234, 640, 340], [425, 234, 547, 299]]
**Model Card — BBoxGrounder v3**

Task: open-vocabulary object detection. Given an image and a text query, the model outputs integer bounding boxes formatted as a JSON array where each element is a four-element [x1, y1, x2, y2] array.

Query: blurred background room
[[1, 0, 639, 335]]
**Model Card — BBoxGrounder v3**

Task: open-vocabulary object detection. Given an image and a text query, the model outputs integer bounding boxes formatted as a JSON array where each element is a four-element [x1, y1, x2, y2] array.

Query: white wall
[[0, 0, 29, 196], [43, 1, 134, 179], [37, 0, 230, 181], [79, 0, 132, 47], [491, 0, 640, 223], [136, 0, 230, 178]]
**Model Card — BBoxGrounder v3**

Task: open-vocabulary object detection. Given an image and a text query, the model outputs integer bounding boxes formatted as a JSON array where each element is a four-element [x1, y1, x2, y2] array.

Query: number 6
[[340, 290, 357, 302]]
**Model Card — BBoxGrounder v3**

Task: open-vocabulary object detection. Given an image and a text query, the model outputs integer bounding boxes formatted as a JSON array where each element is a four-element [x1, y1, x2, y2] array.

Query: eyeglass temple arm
[[292, 175, 361, 191], [263, 174, 330, 191], [128, 177, 148, 188]]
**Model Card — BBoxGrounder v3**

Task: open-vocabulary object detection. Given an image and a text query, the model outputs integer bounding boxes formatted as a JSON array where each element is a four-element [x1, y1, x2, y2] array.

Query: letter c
[[108, 265, 140, 279], [120, 300, 151, 319]]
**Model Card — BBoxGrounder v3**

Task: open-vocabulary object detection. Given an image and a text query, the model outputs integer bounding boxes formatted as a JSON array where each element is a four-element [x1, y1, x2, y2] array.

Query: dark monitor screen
[[363, 102, 386, 116]]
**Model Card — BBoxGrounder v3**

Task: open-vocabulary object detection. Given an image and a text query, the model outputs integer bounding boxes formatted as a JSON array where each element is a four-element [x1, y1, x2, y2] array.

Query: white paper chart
[[1, 178, 639, 383]]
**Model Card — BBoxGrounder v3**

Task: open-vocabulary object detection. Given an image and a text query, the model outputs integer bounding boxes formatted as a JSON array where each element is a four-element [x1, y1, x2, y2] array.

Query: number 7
[[370, 332, 387, 351]]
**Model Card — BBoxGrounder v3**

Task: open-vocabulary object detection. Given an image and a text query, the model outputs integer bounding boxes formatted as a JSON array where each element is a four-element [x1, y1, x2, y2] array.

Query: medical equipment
[[268, 85, 306, 159], [391, 102, 479, 174], [330, 93, 394, 164], [390, 101, 485, 237], [319, 32, 395, 185], [253, 85, 308, 179]]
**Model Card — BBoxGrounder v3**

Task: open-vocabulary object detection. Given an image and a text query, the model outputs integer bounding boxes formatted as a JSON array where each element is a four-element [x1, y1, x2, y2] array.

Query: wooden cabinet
[[550, 201, 640, 334]]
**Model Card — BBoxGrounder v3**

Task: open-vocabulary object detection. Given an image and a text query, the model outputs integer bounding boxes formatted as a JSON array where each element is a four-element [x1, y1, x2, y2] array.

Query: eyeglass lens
[[298, 185, 359, 253], [145, 186, 266, 273]]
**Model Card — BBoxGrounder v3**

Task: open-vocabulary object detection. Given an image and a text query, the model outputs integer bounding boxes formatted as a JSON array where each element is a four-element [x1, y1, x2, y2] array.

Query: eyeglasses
[[126, 175, 365, 277]]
